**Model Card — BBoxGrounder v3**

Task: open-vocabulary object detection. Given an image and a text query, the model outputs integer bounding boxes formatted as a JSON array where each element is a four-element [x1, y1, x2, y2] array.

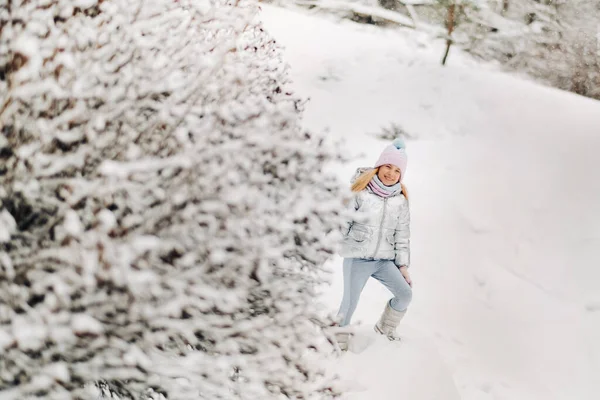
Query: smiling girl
[[336, 138, 412, 348]]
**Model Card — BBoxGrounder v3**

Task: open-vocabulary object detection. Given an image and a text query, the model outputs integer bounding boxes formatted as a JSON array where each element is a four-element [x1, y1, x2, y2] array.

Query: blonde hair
[[351, 168, 408, 200]]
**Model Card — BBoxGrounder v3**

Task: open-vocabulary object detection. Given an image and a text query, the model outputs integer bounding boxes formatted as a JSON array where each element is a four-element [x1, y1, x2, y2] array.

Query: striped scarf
[[368, 175, 401, 198]]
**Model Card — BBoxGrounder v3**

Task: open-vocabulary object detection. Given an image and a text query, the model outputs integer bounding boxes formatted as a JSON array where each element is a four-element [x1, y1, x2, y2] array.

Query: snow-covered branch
[[297, 0, 416, 27], [0, 0, 344, 398]]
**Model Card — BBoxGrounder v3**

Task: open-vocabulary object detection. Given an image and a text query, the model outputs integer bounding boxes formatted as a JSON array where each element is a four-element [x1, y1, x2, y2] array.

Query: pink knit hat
[[374, 138, 407, 181]]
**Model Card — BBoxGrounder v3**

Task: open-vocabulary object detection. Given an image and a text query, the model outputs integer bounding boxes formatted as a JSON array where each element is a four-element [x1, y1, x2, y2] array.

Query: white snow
[[97, 209, 117, 232], [73, 0, 98, 9], [63, 210, 84, 237], [98, 156, 193, 178], [0, 252, 14, 280], [131, 235, 161, 254], [331, 326, 461, 399], [35, 148, 87, 178], [12, 316, 48, 351], [261, 4, 600, 400], [123, 346, 153, 370], [0, 210, 17, 243], [42, 362, 71, 383], [0, 328, 13, 351], [71, 314, 104, 335], [27, 375, 54, 393], [11, 33, 42, 82]]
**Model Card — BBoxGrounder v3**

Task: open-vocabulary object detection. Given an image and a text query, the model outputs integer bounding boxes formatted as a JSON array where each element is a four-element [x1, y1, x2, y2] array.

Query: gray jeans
[[337, 258, 412, 327]]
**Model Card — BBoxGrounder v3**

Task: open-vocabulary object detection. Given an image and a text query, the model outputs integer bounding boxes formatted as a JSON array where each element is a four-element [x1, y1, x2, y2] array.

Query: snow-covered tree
[[289, 0, 599, 98], [0, 0, 343, 398], [433, 0, 475, 65], [543, 0, 600, 98], [466, 0, 600, 98]]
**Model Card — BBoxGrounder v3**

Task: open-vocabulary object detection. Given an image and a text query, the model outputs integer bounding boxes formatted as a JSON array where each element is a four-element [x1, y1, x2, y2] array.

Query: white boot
[[374, 301, 405, 341]]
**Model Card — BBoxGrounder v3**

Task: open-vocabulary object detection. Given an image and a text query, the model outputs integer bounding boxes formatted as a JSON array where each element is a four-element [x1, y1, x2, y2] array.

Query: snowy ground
[[260, 5, 600, 400]]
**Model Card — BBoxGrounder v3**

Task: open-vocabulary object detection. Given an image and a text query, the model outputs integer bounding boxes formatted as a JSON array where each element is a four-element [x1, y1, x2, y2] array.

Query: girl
[[336, 138, 412, 348]]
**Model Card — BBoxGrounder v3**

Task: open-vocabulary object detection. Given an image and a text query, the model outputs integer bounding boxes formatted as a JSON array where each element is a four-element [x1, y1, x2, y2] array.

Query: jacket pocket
[[347, 224, 370, 242]]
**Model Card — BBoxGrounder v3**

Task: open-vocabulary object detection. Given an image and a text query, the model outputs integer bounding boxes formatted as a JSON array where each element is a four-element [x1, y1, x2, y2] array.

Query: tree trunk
[[441, 4, 456, 66], [502, 0, 509, 15]]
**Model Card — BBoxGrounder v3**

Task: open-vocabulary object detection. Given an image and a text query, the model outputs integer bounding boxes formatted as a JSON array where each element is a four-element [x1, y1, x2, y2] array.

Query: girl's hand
[[399, 266, 412, 287]]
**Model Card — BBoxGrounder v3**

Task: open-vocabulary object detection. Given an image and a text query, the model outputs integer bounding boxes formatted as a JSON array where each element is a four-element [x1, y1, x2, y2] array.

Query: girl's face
[[378, 164, 401, 186]]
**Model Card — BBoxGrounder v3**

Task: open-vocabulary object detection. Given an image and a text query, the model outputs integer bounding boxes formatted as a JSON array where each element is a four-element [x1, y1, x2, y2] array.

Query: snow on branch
[[0, 0, 344, 398], [297, 0, 416, 27]]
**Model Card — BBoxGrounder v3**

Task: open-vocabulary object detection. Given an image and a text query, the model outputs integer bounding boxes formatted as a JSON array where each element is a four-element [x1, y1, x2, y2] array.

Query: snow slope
[[260, 4, 600, 400], [329, 325, 461, 400]]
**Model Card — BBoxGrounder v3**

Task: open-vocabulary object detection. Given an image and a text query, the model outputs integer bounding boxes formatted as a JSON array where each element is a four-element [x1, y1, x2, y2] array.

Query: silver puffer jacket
[[339, 169, 410, 267]]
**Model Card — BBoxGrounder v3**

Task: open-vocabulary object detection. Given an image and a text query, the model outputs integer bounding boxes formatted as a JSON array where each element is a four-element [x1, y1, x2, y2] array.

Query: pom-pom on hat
[[374, 138, 408, 181]]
